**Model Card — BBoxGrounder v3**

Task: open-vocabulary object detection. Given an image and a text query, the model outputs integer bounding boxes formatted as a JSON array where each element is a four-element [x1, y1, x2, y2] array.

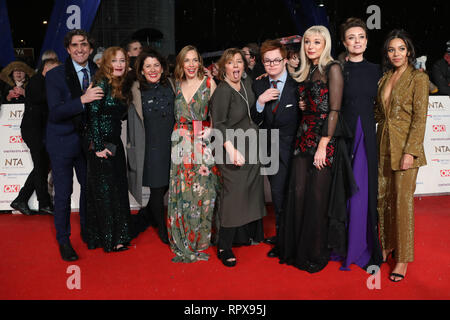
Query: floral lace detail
[[294, 80, 336, 166]]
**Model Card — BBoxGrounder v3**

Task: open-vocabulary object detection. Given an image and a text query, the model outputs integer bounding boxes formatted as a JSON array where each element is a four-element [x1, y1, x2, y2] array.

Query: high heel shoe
[[389, 273, 405, 282], [112, 244, 129, 252], [389, 263, 407, 283], [217, 248, 236, 267]]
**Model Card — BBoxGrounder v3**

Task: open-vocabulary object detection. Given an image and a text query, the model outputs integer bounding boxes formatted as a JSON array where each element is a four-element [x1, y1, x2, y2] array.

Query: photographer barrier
[[1, 96, 449, 211]]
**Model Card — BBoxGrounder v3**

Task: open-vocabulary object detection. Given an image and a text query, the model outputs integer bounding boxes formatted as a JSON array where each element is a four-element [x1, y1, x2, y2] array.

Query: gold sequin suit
[[375, 65, 429, 262]]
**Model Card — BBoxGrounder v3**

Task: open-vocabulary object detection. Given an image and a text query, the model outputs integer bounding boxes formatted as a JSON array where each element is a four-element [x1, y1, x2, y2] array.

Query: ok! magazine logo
[[432, 125, 446, 133], [4, 185, 21, 193], [440, 169, 450, 177], [9, 136, 24, 143]]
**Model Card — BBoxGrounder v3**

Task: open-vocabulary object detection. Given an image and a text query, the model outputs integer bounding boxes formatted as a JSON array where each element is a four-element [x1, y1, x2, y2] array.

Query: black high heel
[[218, 248, 237, 267], [112, 244, 129, 252], [389, 261, 407, 282], [389, 273, 405, 282]]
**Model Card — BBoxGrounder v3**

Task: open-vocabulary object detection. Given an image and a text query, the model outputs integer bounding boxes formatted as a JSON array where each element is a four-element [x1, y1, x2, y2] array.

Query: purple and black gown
[[335, 59, 383, 270]]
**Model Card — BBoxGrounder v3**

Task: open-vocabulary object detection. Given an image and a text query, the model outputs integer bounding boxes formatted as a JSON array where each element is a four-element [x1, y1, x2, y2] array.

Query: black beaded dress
[[85, 78, 132, 252], [278, 62, 344, 273]]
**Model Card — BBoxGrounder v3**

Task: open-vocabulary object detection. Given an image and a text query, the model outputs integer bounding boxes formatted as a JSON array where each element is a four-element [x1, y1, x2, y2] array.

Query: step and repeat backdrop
[[415, 95, 450, 194], [1, 96, 449, 211]]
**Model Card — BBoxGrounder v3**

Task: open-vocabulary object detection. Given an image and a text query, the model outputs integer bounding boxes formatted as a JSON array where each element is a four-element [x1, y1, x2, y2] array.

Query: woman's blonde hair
[[174, 45, 205, 81], [294, 25, 334, 82]]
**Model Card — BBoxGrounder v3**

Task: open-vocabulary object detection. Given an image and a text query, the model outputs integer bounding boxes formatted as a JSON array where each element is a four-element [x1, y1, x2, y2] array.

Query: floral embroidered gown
[[167, 77, 220, 263]]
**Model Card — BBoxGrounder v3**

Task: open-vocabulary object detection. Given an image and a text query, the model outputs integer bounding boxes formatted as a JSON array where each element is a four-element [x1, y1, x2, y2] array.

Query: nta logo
[[9, 110, 24, 119], [435, 146, 450, 153], [428, 101, 445, 110], [4, 158, 23, 167]]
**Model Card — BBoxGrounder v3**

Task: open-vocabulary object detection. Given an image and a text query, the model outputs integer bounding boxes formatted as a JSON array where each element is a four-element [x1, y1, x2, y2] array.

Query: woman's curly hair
[[94, 46, 129, 101]]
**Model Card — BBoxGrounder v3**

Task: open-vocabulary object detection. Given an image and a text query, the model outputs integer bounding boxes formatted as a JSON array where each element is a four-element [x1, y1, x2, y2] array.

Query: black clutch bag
[[105, 142, 116, 156]]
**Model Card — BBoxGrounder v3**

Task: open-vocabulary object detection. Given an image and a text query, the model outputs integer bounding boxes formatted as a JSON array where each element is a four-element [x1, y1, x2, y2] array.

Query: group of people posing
[[12, 17, 429, 284]]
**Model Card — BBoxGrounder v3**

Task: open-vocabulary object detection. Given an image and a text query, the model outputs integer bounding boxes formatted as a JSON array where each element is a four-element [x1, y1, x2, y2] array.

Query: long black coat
[[21, 73, 48, 146]]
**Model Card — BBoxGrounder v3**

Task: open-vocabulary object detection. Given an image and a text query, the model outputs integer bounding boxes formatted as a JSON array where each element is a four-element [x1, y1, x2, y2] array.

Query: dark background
[[6, 0, 450, 69]]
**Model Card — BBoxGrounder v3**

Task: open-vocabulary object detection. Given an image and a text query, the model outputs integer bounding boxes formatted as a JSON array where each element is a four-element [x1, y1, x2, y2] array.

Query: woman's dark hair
[[216, 48, 247, 81], [286, 45, 299, 60], [382, 29, 416, 71], [340, 17, 368, 42], [135, 49, 169, 90]]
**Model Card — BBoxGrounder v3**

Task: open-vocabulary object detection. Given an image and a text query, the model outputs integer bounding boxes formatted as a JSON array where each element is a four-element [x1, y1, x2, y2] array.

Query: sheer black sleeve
[[325, 63, 344, 137]]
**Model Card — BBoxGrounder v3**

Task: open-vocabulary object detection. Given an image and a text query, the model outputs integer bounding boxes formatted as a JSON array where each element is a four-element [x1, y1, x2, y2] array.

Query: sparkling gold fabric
[[377, 132, 418, 262], [375, 65, 429, 263]]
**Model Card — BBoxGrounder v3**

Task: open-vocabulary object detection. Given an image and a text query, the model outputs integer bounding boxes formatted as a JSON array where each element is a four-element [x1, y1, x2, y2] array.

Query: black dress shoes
[[10, 200, 33, 215], [39, 205, 54, 215], [111, 244, 129, 252], [267, 247, 279, 258], [59, 242, 79, 261], [263, 236, 277, 245]]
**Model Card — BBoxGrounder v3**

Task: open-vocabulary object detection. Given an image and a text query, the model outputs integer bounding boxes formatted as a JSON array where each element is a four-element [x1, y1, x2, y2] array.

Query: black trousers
[[145, 186, 168, 229], [48, 147, 87, 245], [217, 220, 264, 250], [267, 160, 289, 236], [133, 186, 168, 233], [16, 136, 51, 207]]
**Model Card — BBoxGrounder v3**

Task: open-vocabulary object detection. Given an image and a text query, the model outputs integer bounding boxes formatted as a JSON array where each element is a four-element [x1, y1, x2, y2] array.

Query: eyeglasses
[[263, 58, 284, 66]]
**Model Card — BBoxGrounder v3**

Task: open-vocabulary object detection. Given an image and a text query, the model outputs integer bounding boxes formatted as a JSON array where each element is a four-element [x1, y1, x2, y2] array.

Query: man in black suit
[[252, 39, 300, 258], [10, 59, 60, 216], [45, 29, 103, 261], [242, 43, 265, 80]]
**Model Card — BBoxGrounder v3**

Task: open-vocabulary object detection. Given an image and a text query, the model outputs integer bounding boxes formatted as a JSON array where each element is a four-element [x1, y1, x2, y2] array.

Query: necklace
[[226, 78, 251, 118], [309, 64, 318, 79]]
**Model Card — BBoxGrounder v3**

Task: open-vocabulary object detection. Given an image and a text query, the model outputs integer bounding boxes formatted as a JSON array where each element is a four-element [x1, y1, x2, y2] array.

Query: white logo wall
[[415, 95, 450, 195], [0, 104, 147, 211], [0, 104, 39, 210], [1, 97, 448, 211]]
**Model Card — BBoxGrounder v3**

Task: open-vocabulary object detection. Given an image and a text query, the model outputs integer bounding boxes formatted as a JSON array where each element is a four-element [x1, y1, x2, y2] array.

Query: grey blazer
[[127, 81, 146, 204]]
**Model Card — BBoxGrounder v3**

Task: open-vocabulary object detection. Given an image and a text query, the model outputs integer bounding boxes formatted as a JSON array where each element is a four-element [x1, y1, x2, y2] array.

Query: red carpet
[[0, 196, 449, 300]]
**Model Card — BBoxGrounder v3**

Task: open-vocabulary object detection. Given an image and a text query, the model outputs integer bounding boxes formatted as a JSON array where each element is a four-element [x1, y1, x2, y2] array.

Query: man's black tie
[[81, 68, 89, 92], [271, 80, 280, 113]]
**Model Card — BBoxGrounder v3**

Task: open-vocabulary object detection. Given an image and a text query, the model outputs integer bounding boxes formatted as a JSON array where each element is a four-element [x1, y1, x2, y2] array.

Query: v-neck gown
[[167, 77, 221, 263]]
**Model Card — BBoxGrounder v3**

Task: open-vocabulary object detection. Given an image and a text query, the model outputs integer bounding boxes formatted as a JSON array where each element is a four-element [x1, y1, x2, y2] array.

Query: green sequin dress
[[167, 77, 220, 263], [85, 78, 132, 252]]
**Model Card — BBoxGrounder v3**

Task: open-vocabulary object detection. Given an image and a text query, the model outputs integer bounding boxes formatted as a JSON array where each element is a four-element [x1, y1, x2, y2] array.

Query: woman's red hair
[[94, 46, 129, 100]]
